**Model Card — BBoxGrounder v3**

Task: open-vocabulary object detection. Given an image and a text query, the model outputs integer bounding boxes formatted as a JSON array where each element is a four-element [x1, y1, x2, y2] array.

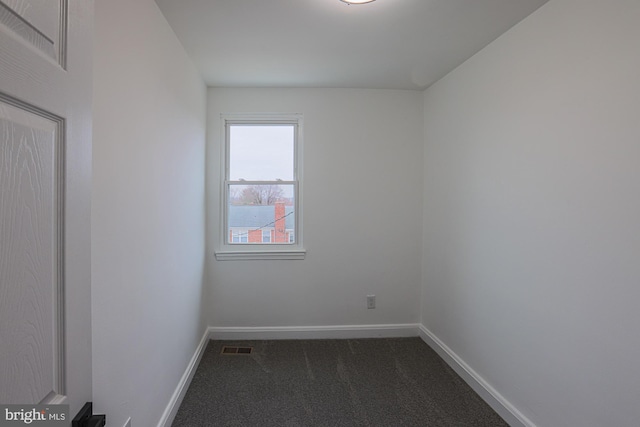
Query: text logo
[[0, 405, 68, 427]]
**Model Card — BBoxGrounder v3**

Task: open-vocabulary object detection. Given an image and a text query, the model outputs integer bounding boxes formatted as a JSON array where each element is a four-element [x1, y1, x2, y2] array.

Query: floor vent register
[[221, 346, 253, 355]]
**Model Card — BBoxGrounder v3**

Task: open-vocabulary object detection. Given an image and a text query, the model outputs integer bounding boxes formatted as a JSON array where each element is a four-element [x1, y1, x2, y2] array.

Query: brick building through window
[[228, 202, 295, 244]]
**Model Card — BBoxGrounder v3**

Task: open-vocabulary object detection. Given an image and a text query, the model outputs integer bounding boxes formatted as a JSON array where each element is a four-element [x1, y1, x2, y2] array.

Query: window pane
[[228, 184, 295, 244], [229, 125, 294, 181]]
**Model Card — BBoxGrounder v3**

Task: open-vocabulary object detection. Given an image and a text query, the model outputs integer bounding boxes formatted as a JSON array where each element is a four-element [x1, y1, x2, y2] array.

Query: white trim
[[221, 112, 304, 122], [208, 324, 420, 340], [156, 329, 211, 427], [215, 249, 306, 261], [418, 325, 535, 427]]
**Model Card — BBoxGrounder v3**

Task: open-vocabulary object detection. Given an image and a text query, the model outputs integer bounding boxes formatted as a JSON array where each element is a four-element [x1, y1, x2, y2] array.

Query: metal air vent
[[221, 346, 253, 355]]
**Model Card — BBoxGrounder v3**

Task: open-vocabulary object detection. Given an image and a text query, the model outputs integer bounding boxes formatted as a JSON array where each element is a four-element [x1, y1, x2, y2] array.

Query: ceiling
[[155, 0, 549, 90]]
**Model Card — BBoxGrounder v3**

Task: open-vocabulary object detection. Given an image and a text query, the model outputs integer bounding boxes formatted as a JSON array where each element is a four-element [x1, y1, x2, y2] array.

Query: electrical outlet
[[367, 295, 376, 309]]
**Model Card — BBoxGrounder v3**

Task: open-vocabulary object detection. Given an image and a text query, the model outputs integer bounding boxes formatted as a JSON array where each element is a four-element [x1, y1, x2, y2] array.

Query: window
[[216, 114, 305, 261], [231, 231, 249, 243]]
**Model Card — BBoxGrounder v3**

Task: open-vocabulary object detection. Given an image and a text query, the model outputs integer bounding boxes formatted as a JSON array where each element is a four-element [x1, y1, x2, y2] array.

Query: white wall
[[92, 0, 207, 426], [422, 0, 640, 426], [208, 88, 423, 328]]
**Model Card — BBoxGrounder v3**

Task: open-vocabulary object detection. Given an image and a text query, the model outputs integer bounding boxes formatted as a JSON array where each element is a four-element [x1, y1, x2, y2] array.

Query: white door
[[0, 0, 93, 420]]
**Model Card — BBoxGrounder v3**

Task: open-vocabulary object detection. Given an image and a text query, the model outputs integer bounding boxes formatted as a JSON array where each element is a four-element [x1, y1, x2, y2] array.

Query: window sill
[[215, 249, 306, 261]]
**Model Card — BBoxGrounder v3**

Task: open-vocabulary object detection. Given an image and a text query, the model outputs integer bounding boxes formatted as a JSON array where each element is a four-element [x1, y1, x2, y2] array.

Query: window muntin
[[223, 118, 301, 250]]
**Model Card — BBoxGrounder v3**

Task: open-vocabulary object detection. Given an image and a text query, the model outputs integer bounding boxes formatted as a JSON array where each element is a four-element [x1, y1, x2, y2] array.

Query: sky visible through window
[[229, 125, 294, 181]]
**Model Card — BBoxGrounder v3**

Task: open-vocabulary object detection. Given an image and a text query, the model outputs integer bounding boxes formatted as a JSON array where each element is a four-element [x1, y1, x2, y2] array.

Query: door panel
[[0, 97, 65, 404], [0, 0, 66, 65], [0, 0, 93, 418]]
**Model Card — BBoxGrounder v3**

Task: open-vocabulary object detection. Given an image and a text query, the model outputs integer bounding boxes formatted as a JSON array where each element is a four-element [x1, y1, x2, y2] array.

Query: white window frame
[[215, 113, 305, 261]]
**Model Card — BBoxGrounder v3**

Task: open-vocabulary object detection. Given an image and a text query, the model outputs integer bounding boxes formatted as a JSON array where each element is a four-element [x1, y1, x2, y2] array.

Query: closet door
[[0, 0, 93, 418]]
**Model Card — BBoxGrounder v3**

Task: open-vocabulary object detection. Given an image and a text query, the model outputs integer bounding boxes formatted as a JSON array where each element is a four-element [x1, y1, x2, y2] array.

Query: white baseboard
[[418, 325, 535, 427], [156, 328, 211, 427], [209, 323, 421, 340]]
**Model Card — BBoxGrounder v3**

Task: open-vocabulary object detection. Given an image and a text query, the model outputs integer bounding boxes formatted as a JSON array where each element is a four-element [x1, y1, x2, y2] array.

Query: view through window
[[225, 121, 299, 246]]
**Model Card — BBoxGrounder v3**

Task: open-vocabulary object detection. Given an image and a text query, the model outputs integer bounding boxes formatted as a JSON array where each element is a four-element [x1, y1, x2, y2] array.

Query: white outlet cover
[[367, 295, 376, 308]]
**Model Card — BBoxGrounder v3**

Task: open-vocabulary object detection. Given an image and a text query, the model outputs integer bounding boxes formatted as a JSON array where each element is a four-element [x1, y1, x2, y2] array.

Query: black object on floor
[[172, 338, 508, 426]]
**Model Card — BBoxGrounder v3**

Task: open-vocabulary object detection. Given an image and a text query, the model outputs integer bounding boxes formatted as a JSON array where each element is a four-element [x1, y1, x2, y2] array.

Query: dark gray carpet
[[172, 338, 508, 427]]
